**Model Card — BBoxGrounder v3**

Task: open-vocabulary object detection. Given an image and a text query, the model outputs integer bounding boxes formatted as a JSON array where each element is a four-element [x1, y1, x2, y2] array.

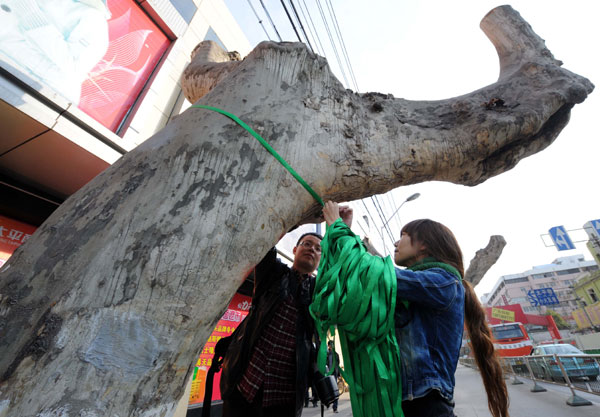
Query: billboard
[[573, 305, 600, 329], [188, 292, 252, 405], [491, 307, 515, 322], [0, 215, 37, 268], [0, 0, 170, 132]]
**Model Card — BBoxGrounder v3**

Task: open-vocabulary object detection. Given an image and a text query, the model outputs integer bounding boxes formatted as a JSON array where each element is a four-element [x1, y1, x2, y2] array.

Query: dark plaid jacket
[[220, 248, 316, 417]]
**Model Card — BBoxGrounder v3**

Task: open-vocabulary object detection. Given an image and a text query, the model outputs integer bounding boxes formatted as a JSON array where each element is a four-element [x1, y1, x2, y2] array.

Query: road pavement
[[301, 364, 600, 417]]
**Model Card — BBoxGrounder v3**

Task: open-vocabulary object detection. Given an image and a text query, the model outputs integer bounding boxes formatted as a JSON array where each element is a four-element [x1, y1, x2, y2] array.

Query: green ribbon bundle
[[310, 219, 404, 417]]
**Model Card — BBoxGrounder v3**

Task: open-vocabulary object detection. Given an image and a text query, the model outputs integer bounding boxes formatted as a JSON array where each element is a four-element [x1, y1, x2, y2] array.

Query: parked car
[[529, 344, 599, 381]]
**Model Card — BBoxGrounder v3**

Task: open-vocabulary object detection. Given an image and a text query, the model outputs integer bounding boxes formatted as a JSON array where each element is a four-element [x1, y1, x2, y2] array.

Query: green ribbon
[[190, 105, 324, 206], [310, 218, 404, 417]]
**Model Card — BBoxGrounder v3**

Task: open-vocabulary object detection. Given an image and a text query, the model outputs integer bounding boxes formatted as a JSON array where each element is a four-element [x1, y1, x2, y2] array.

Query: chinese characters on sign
[[0, 216, 37, 268], [491, 307, 515, 322], [188, 292, 252, 405], [527, 288, 559, 307]]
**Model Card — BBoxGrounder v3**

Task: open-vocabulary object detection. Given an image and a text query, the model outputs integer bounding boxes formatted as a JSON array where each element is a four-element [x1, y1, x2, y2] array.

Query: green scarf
[[407, 257, 462, 281], [310, 219, 404, 417]]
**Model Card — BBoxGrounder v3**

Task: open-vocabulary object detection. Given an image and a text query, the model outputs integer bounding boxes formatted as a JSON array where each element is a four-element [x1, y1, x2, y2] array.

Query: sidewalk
[[301, 364, 600, 417], [455, 364, 599, 417], [301, 392, 352, 417]]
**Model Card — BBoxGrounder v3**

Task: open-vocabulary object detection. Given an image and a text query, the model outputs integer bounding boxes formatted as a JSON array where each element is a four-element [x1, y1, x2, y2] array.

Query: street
[[301, 364, 600, 417]]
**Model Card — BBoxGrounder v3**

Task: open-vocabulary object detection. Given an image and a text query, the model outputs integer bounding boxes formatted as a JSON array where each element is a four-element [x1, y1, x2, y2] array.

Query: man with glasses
[[220, 232, 323, 417]]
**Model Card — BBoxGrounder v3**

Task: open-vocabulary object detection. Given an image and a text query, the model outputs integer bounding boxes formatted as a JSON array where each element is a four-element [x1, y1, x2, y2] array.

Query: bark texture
[[464, 235, 507, 286], [0, 6, 594, 417]]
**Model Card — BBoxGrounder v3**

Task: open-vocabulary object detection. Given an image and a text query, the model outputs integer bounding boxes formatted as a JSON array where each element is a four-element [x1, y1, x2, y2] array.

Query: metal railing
[[460, 353, 600, 406]]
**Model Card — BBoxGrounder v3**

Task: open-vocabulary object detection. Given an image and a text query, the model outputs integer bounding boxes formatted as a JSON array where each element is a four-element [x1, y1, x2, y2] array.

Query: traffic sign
[[588, 219, 600, 237], [548, 225, 575, 251], [527, 290, 539, 307], [528, 288, 559, 307]]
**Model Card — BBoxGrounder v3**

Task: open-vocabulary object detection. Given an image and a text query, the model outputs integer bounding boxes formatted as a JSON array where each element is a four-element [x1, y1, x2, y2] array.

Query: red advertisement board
[[0, 215, 37, 268], [0, 0, 170, 132], [189, 292, 252, 405], [78, 0, 171, 131]]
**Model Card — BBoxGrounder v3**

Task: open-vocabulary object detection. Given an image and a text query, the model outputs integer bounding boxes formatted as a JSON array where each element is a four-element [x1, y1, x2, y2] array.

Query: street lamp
[[383, 193, 420, 229], [380, 192, 420, 252]]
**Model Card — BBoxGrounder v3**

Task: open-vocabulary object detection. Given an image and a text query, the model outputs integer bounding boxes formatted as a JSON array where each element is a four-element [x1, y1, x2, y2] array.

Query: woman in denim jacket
[[321, 201, 508, 417]]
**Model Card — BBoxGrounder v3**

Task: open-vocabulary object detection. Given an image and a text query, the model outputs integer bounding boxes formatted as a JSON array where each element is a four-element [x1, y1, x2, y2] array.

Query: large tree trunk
[[0, 6, 593, 417]]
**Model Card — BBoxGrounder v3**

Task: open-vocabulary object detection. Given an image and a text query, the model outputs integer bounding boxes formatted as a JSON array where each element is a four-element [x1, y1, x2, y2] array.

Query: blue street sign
[[533, 288, 559, 306], [548, 225, 575, 251], [527, 290, 539, 307], [589, 219, 600, 237], [528, 288, 559, 307]]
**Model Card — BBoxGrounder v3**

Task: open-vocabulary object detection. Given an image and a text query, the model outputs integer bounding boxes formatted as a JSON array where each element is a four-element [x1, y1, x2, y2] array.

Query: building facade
[[584, 220, 600, 265], [572, 269, 600, 330], [484, 255, 599, 323], [1, 0, 251, 234]]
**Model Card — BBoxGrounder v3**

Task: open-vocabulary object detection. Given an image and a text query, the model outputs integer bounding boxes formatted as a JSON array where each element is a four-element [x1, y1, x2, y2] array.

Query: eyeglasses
[[298, 241, 322, 253]]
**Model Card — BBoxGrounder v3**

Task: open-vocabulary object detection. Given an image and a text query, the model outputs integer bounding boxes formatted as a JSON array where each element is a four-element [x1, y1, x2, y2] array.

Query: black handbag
[[313, 371, 340, 406]]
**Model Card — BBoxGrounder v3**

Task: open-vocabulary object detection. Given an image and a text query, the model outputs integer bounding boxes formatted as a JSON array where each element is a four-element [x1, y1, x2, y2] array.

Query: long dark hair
[[401, 219, 509, 417]]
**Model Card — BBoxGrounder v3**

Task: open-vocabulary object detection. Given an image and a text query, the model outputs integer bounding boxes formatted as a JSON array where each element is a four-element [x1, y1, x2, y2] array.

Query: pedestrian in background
[[327, 341, 340, 413]]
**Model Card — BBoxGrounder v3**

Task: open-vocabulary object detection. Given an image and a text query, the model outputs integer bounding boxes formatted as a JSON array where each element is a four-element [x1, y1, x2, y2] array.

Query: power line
[[279, 0, 303, 43], [246, 0, 272, 40], [251, 0, 373, 239], [259, 0, 283, 41], [325, 0, 359, 91], [298, 0, 324, 55], [289, 0, 315, 53], [361, 199, 385, 244], [371, 195, 396, 247], [315, 0, 350, 87]]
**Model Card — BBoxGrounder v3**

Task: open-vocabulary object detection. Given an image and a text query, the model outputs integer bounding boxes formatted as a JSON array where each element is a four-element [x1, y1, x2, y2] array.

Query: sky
[[225, 0, 599, 297]]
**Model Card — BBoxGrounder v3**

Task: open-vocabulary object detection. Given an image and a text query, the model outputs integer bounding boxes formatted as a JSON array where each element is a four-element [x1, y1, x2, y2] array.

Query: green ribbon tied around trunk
[[190, 104, 324, 206], [310, 218, 404, 417]]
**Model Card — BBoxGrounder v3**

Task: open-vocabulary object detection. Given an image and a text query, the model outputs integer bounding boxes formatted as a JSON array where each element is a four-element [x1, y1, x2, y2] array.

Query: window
[[542, 345, 583, 355], [584, 265, 599, 271], [588, 288, 599, 303], [506, 277, 529, 284], [204, 27, 228, 51], [557, 268, 581, 275], [171, 0, 198, 23], [532, 272, 555, 279], [491, 324, 524, 340]]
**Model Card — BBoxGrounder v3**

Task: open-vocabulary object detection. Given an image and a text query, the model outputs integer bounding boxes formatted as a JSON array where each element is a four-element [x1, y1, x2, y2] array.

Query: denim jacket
[[394, 267, 465, 402]]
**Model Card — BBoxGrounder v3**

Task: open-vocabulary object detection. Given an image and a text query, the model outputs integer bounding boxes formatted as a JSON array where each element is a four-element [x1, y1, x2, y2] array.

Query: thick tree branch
[[465, 235, 507, 287]]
